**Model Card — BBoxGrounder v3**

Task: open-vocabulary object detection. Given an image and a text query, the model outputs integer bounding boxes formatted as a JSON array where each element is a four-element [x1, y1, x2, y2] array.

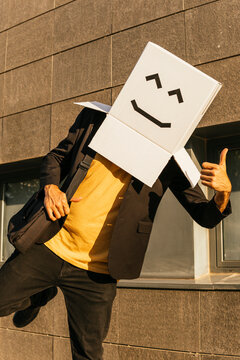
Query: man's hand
[[44, 184, 82, 221], [200, 148, 232, 213]]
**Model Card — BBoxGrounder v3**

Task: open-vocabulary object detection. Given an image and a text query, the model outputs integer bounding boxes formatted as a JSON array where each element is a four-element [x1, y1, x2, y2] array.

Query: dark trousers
[[0, 243, 117, 360]]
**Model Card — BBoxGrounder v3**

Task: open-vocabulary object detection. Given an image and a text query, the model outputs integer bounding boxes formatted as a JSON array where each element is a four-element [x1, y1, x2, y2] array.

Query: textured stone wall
[[0, 289, 240, 359], [0, 0, 239, 163], [0, 0, 239, 359]]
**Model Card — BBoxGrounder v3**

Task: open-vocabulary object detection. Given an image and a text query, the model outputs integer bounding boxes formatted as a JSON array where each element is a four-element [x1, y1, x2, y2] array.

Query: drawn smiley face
[[131, 73, 184, 128]]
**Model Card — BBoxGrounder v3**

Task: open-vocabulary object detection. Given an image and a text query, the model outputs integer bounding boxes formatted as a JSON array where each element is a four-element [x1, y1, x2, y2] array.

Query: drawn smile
[[131, 99, 171, 128]]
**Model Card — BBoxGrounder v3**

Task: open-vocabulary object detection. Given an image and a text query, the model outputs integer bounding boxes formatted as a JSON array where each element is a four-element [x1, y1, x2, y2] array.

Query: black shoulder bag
[[7, 154, 93, 253]]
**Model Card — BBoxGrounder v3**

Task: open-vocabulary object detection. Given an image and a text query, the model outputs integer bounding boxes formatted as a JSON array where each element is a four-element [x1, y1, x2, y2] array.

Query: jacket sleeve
[[39, 110, 85, 188], [168, 158, 232, 229]]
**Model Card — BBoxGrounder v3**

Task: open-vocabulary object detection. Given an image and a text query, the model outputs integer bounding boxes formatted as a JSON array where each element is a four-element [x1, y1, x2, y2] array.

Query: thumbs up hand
[[201, 148, 231, 192], [200, 148, 232, 212]]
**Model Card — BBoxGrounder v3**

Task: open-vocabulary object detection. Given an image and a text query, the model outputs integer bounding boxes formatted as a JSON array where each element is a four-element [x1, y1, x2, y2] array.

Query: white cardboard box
[[75, 42, 221, 187]]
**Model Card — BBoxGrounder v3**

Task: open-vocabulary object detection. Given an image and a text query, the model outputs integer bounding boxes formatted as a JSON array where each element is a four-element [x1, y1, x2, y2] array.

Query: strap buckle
[[78, 155, 92, 171]]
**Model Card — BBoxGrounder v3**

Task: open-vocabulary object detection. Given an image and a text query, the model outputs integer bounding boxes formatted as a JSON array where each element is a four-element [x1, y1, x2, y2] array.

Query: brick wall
[[0, 0, 239, 359]]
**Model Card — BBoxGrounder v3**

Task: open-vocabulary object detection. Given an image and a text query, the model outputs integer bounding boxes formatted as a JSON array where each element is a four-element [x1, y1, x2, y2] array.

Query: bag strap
[[65, 154, 93, 201]]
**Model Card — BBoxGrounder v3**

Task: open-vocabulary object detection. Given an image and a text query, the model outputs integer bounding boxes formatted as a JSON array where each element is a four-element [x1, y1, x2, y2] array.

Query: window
[[121, 125, 240, 286], [0, 159, 41, 263], [207, 135, 240, 271]]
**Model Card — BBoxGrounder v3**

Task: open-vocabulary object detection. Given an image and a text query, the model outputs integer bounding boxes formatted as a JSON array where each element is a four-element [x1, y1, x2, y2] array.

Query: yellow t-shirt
[[45, 153, 132, 274]]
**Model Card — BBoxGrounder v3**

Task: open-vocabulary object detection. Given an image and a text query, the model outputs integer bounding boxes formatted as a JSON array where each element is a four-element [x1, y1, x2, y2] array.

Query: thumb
[[219, 148, 228, 167], [70, 196, 83, 202]]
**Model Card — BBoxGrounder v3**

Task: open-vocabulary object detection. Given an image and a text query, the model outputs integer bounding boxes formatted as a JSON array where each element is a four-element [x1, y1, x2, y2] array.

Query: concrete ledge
[[118, 273, 240, 290]]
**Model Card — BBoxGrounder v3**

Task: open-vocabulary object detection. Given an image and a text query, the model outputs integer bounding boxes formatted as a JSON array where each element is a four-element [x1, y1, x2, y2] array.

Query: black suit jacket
[[40, 108, 231, 279]]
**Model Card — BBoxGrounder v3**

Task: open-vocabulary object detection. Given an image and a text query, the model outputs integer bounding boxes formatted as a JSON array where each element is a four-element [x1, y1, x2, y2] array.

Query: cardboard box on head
[[75, 42, 222, 187]]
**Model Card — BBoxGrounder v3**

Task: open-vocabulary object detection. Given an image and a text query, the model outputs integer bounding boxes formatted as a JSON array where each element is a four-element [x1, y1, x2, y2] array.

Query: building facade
[[0, 0, 239, 359]]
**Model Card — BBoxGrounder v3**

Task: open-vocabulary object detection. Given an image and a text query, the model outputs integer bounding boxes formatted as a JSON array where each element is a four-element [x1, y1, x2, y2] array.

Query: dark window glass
[[1, 179, 39, 261], [221, 148, 240, 261]]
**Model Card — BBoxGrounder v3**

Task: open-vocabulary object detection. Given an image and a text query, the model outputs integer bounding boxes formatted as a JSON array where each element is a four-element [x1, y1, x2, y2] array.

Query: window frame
[[0, 183, 5, 261], [207, 135, 240, 272]]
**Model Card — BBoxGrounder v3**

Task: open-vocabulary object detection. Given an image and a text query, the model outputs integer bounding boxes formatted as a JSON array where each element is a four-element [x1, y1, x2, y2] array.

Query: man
[[0, 108, 232, 360]]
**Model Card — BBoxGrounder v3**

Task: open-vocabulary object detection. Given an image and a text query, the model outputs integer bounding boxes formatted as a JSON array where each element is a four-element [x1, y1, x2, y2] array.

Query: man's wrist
[[214, 191, 231, 213], [44, 184, 59, 193]]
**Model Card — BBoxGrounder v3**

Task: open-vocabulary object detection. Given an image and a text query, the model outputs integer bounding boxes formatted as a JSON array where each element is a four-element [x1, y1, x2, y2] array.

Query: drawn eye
[[145, 73, 162, 88], [145, 74, 184, 104], [168, 88, 184, 103]]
